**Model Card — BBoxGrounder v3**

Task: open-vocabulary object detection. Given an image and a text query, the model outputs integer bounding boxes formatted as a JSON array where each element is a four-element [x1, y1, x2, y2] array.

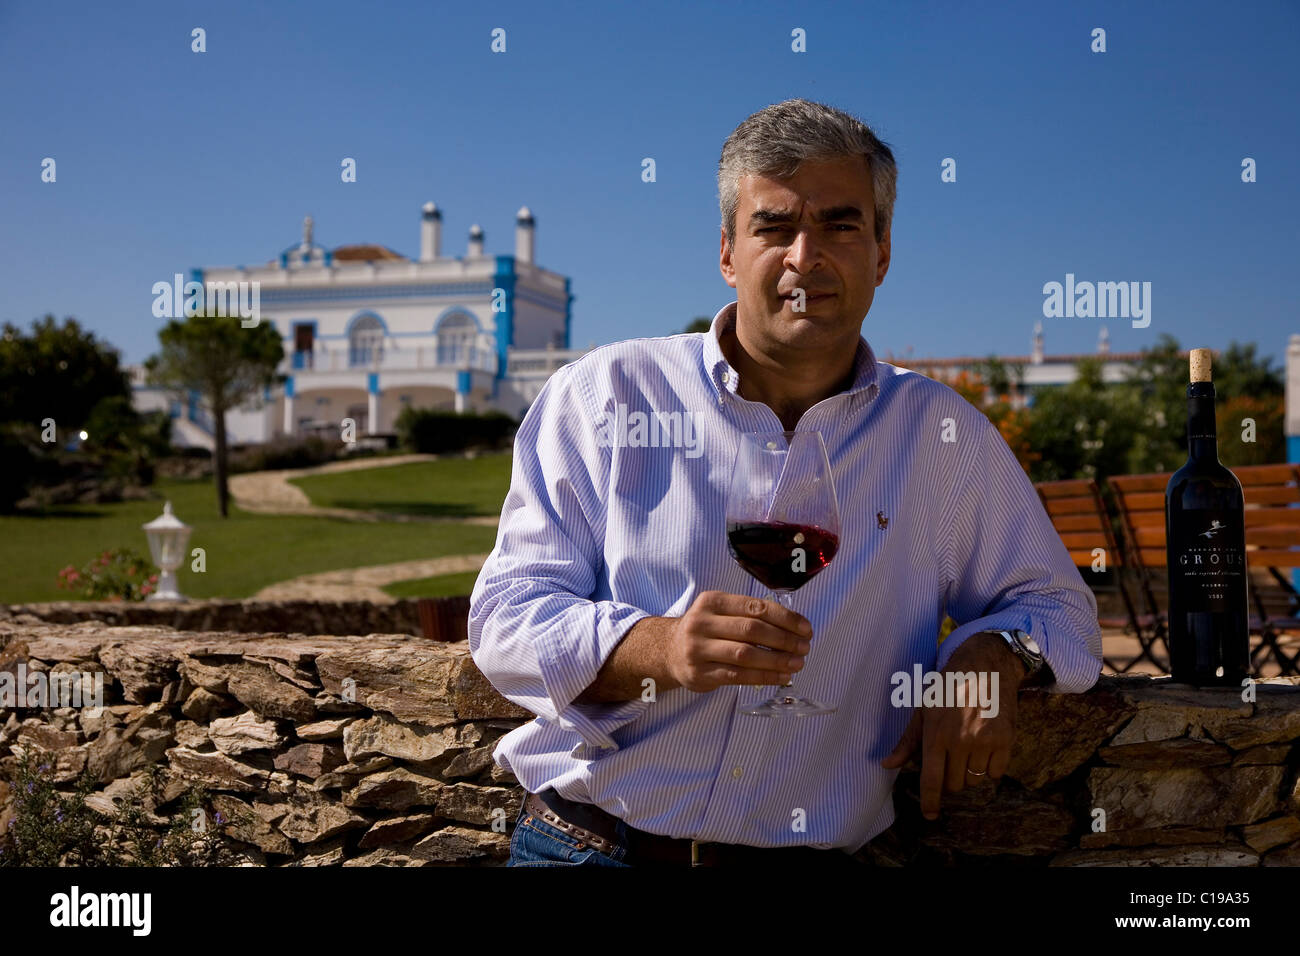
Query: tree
[[0, 315, 131, 430], [683, 317, 712, 334], [1026, 357, 1146, 482], [145, 314, 284, 517], [1122, 334, 1285, 472]]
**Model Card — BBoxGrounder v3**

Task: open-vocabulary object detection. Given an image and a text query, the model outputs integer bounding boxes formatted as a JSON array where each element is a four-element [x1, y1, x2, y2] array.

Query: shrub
[[228, 435, 342, 473], [0, 749, 253, 866], [56, 546, 160, 601], [395, 407, 517, 454]]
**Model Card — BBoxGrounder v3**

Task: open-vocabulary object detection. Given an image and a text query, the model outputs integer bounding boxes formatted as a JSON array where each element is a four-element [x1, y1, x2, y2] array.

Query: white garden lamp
[[142, 501, 192, 601]]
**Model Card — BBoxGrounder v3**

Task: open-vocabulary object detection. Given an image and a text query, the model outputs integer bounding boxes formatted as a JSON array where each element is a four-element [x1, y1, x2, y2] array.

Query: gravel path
[[232, 454, 501, 600]]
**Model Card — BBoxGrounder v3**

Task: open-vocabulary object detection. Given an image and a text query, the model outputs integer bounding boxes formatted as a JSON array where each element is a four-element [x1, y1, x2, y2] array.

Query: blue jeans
[[507, 795, 632, 867]]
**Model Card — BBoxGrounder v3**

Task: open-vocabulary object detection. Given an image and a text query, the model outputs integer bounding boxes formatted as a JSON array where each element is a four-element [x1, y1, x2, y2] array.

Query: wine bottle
[[1164, 348, 1250, 686]]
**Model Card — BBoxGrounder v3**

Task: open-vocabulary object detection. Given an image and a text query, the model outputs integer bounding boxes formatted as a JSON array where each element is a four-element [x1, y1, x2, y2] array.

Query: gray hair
[[718, 98, 897, 247]]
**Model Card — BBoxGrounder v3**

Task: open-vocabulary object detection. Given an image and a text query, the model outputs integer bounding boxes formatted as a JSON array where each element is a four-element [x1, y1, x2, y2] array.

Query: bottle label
[[1170, 509, 1246, 611]]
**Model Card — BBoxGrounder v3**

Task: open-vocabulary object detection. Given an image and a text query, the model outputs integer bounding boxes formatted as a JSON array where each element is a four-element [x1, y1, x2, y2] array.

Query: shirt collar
[[702, 300, 881, 411]]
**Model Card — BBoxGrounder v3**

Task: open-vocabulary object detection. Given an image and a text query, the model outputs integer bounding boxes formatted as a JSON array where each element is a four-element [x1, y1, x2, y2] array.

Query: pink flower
[[148, 574, 158, 583], [141, 584, 153, 595], [67, 571, 80, 583]]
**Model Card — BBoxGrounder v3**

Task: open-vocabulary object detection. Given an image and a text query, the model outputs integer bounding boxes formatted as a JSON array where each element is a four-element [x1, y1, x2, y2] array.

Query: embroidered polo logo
[[877, 511, 889, 530]]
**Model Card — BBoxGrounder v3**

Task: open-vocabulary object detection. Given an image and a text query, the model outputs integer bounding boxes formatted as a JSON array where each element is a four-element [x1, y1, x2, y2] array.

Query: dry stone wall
[[1, 615, 1298, 866]]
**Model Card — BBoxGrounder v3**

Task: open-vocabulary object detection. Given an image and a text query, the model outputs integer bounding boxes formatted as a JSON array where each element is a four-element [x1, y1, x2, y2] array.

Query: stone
[[1051, 845, 1259, 866], [442, 745, 496, 780], [16, 721, 80, 750], [489, 762, 519, 786], [343, 767, 445, 811], [1242, 815, 1300, 853], [1108, 708, 1192, 746], [1098, 737, 1232, 769], [209, 711, 287, 755], [342, 714, 463, 763], [1201, 688, 1300, 750], [1006, 680, 1137, 789], [358, 813, 440, 848], [411, 825, 511, 863], [86, 703, 175, 783], [178, 658, 229, 694], [180, 687, 226, 722], [1262, 840, 1300, 866], [314, 642, 529, 727], [292, 835, 347, 867], [274, 791, 369, 844], [99, 641, 179, 702], [435, 783, 519, 826], [165, 746, 270, 793], [912, 787, 1075, 856], [274, 742, 346, 778], [342, 844, 431, 867], [308, 756, 393, 791], [1088, 765, 1285, 830], [295, 717, 355, 741], [1079, 827, 1224, 849], [173, 720, 210, 750], [1232, 743, 1292, 765], [226, 662, 316, 722], [210, 794, 295, 856], [83, 773, 154, 817]]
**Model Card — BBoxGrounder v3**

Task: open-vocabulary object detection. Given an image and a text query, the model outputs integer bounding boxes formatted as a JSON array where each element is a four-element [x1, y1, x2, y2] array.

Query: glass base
[[739, 695, 836, 717]]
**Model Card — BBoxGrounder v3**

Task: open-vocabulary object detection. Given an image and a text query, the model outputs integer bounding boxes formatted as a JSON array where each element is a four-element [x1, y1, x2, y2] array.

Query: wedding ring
[[966, 769, 987, 776]]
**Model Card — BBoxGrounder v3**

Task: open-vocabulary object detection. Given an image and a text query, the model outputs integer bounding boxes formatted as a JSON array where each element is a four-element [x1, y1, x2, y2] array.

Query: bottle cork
[[1189, 348, 1212, 382]]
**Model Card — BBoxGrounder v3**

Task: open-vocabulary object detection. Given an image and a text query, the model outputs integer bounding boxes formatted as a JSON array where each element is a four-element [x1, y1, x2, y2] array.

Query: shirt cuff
[[937, 612, 1102, 693], [535, 603, 654, 753]]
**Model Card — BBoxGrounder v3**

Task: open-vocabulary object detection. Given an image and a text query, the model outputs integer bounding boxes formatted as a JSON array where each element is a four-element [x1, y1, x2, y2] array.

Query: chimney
[[1031, 320, 1044, 364], [420, 202, 441, 262], [468, 224, 484, 258], [1098, 324, 1110, 355], [515, 206, 535, 264]]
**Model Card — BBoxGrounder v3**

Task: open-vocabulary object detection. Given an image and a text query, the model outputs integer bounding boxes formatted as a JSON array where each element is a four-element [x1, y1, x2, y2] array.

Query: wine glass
[[725, 429, 841, 717]]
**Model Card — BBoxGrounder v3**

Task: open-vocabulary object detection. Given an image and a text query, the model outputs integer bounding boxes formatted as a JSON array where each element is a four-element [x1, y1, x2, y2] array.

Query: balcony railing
[[285, 346, 498, 375]]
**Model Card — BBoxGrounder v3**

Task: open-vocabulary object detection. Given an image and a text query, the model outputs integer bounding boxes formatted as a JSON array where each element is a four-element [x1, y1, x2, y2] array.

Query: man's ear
[[719, 229, 737, 288], [875, 228, 891, 286]]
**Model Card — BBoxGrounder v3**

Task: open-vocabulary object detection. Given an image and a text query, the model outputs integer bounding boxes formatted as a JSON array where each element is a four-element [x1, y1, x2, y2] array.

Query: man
[[469, 98, 1103, 867]]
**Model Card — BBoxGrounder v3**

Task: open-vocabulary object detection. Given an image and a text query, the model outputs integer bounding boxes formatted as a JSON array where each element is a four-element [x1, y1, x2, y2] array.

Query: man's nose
[[783, 227, 826, 272]]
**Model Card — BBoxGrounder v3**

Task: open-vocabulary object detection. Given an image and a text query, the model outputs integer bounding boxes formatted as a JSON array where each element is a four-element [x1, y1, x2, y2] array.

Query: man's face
[[719, 155, 890, 354]]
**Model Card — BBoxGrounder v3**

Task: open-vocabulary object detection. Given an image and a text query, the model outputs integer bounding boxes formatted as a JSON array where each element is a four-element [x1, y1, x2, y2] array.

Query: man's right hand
[[664, 590, 813, 693]]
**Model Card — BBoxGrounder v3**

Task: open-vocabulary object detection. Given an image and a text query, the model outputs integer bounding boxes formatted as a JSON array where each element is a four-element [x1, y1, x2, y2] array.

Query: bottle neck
[[1187, 382, 1218, 462]]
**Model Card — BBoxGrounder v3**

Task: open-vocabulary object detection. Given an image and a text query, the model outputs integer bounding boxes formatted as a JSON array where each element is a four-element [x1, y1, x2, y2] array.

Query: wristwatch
[[994, 628, 1045, 679]]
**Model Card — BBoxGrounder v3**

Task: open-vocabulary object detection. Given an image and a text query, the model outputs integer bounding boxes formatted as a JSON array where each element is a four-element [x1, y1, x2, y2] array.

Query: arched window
[[349, 315, 385, 367], [437, 313, 478, 366]]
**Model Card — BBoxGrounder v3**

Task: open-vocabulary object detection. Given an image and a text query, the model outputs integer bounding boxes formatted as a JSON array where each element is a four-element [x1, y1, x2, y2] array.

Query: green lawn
[[290, 454, 512, 518], [0, 477, 499, 604], [383, 571, 483, 599]]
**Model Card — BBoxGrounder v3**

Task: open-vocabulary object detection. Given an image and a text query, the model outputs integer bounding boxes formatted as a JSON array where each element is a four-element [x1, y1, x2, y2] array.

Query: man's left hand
[[879, 631, 1025, 820]]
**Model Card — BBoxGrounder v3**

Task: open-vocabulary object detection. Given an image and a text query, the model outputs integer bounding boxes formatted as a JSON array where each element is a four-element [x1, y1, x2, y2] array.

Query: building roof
[[885, 350, 1159, 368], [331, 244, 406, 262]]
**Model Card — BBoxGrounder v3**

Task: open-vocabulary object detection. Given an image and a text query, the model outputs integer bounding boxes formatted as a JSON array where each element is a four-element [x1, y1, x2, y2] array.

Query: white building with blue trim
[[131, 203, 586, 448]]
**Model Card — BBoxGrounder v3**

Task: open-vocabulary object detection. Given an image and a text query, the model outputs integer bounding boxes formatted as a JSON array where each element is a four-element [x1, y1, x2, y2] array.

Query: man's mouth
[[782, 292, 836, 301]]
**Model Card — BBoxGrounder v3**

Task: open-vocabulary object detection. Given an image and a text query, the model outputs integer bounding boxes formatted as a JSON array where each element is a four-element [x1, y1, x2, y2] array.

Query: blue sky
[[1, 0, 1296, 367]]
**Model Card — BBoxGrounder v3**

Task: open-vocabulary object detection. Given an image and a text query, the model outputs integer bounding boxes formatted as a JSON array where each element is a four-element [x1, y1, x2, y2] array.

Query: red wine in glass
[[725, 430, 841, 717], [726, 521, 839, 590]]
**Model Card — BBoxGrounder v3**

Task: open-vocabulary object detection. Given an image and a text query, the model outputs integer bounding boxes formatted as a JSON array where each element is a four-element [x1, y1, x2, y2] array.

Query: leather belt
[[522, 790, 860, 867]]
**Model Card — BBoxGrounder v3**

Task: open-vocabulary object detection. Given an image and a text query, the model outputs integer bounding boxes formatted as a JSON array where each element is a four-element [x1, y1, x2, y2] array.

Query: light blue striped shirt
[[468, 301, 1103, 853]]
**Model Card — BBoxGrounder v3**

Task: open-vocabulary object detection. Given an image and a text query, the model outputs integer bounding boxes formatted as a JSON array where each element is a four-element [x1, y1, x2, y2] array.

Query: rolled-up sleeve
[[936, 416, 1103, 693], [468, 364, 652, 752]]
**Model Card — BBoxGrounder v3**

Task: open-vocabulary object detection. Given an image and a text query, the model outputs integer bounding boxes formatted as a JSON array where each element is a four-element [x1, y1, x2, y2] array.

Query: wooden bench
[[416, 595, 471, 642], [1034, 478, 1160, 672]]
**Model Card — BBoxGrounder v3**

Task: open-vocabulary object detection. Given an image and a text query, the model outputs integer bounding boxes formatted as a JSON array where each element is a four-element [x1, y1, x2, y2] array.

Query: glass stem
[[769, 591, 795, 689]]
